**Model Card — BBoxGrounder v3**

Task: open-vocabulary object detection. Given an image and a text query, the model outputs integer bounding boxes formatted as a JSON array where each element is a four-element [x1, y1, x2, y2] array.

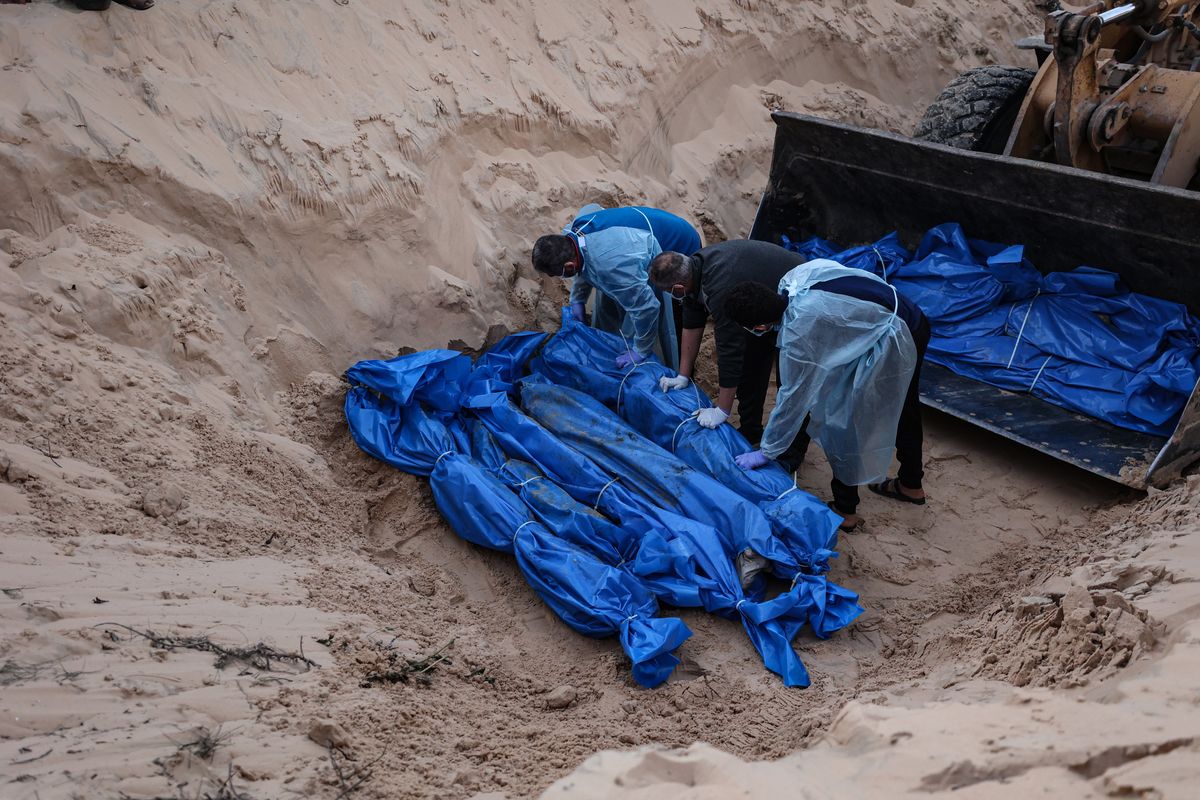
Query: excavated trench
[[4, 2, 1190, 798], [289, 344, 1136, 796]]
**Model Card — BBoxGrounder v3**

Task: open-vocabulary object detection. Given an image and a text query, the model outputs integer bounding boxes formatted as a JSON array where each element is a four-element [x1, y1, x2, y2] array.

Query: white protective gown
[[760, 259, 917, 485]]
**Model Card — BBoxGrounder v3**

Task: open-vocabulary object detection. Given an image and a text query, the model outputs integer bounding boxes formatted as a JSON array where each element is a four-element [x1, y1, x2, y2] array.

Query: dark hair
[[723, 281, 788, 328], [648, 251, 691, 290], [532, 235, 577, 277]]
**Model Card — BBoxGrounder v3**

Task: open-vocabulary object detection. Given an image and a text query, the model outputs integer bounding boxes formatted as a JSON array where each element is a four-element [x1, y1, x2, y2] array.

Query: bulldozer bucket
[[749, 111, 1200, 489]]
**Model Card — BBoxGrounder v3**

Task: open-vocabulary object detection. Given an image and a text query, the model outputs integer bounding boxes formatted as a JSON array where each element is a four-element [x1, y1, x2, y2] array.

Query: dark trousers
[[829, 319, 931, 514], [734, 331, 809, 471]]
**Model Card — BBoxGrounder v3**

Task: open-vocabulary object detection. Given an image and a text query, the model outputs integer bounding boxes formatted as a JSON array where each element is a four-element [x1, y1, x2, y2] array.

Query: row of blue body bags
[[343, 325, 861, 688]]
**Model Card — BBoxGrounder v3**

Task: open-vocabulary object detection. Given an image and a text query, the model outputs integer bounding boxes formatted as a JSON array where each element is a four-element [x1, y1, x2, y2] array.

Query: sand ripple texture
[[6, 3, 1193, 800]]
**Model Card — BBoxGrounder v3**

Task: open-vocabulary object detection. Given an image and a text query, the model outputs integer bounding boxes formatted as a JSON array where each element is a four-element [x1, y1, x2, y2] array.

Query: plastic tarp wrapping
[[461, 414, 706, 609], [505, 377, 860, 686], [531, 311, 842, 574], [344, 328, 864, 688], [783, 231, 911, 281], [783, 223, 1200, 436], [516, 377, 794, 574], [344, 353, 691, 688]]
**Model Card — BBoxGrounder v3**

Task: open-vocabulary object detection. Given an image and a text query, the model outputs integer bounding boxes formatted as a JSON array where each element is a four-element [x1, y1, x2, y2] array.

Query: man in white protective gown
[[723, 259, 932, 532]]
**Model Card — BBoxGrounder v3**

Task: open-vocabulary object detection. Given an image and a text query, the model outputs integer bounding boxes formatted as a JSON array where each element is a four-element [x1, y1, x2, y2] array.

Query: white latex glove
[[694, 407, 729, 429], [658, 374, 691, 393]]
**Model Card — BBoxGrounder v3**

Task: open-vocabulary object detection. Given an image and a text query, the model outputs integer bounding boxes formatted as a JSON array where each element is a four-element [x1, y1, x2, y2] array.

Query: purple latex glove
[[615, 349, 649, 369], [734, 450, 771, 470], [569, 302, 586, 323]]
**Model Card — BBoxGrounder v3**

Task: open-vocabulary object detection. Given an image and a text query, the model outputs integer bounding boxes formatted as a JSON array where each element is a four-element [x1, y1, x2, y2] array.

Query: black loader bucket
[[750, 111, 1200, 489]]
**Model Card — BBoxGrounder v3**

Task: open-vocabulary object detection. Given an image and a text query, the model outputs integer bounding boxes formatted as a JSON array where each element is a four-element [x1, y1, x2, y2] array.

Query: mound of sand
[[549, 478, 1200, 799], [2, 1, 1197, 799]]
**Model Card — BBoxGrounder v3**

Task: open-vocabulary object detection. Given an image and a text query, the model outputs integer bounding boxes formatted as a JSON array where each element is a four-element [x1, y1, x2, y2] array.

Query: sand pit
[[1, 1, 1198, 798]]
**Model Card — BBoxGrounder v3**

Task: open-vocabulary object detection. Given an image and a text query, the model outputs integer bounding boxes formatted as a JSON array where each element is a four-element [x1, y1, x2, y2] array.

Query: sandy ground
[[1, 1, 1198, 798], [550, 475, 1200, 799]]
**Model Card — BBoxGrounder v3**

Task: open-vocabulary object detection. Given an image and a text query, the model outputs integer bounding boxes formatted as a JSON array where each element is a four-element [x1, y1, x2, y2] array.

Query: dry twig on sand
[[118, 764, 254, 800], [29, 434, 63, 467], [0, 659, 47, 685], [95, 623, 319, 672], [168, 725, 236, 762], [361, 639, 454, 686], [328, 744, 384, 799], [117, 764, 254, 800], [10, 747, 53, 765]]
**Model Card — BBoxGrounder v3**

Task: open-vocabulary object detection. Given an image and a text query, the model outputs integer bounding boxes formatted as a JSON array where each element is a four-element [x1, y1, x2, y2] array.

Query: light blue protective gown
[[566, 205, 679, 369], [760, 259, 917, 485]]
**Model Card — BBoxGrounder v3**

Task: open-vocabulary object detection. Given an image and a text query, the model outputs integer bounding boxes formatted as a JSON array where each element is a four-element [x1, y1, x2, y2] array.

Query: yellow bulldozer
[[751, 0, 1200, 488], [917, 0, 1200, 186]]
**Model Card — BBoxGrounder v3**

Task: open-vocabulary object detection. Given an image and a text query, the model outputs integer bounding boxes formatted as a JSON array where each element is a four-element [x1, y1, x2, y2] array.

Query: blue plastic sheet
[[517, 377, 797, 573], [461, 414, 706, 608], [784, 223, 1200, 436], [506, 378, 860, 685], [344, 353, 692, 687], [782, 231, 910, 281], [344, 327, 864, 688], [531, 311, 842, 574]]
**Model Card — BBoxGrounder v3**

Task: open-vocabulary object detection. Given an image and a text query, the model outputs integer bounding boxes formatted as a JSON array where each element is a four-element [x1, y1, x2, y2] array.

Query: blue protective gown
[[565, 205, 696, 369], [568, 205, 702, 255]]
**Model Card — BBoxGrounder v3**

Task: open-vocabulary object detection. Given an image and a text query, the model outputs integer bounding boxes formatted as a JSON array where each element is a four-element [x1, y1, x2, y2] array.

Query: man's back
[[680, 239, 805, 392], [689, 239, 803, 320], [570, 206, 701, 256], [811, 275, 929, 336]]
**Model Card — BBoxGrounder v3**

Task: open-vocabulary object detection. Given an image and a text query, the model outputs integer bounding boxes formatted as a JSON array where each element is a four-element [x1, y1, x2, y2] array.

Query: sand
[[1, 1, 1197, 798], [549, 477, 1200, 799]]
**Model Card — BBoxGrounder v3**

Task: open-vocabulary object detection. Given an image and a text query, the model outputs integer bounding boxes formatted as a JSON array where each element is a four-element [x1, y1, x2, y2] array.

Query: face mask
[[669, 286, 687, 302]]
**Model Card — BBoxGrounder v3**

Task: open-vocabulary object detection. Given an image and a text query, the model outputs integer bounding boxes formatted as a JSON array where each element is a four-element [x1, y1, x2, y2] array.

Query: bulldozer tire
[[914, 65, 1036, 154]]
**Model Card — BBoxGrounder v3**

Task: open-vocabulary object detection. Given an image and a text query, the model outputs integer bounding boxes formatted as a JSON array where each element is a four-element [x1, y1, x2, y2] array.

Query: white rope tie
[[514, 520, 536, 537], [618, 325, 633, 356], [515, 475, 543, 488], [772, 465, 801, 496], [735, 599, 748, 613], [593, 477, 619, 510], [1029, 355, 1052, 393], [872, 246, 888, 281], [1006, 289, 1040, 369], [624, 614, 639, 623], [670, 416, 694, 453], [616, 362, 650, 412], [434, 450, 453, 466]]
